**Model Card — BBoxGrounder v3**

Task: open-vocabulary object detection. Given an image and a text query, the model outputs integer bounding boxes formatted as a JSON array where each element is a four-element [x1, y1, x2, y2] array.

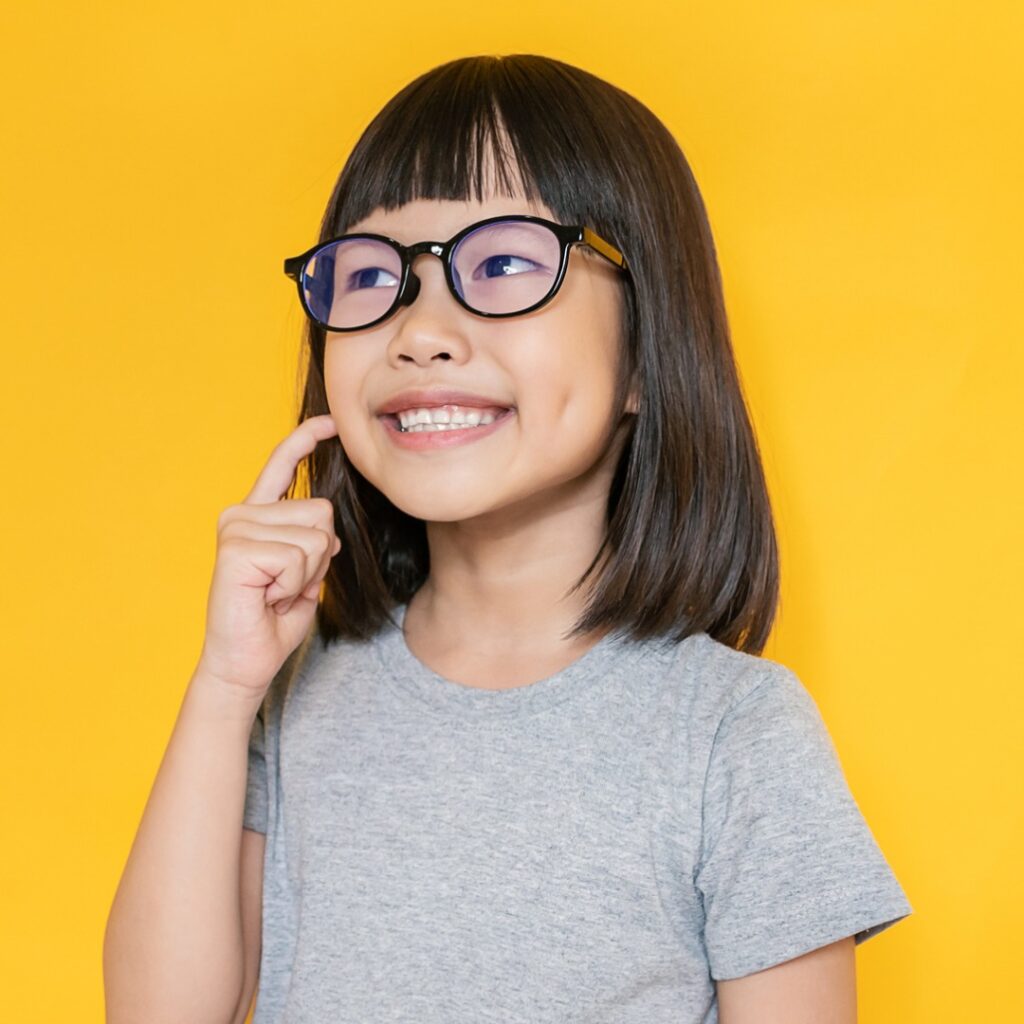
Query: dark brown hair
[[289, 54, 780, 654]]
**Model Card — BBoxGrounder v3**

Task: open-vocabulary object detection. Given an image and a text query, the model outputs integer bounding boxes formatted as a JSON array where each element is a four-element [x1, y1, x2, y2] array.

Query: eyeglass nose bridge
[[410, 241, 446, 258], [395, 239, 452, 311]]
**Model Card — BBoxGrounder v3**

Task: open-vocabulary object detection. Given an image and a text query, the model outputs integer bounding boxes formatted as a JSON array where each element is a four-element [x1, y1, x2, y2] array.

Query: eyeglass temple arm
[[582, 227, 629, 271]]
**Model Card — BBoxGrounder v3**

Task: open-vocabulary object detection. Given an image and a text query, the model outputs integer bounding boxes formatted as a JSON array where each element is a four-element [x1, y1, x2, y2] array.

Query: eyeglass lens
[[301, 219, 562, 329]]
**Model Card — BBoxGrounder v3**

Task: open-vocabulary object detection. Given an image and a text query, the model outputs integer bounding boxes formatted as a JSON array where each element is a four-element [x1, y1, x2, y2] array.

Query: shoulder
[[637, 631, 837, 795], [651, 629, 809, 729], [669, 637, 845, 807]]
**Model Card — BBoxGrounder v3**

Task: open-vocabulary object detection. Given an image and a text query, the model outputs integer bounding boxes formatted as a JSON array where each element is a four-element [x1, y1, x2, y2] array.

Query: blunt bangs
[[322, 56, 630, 247]]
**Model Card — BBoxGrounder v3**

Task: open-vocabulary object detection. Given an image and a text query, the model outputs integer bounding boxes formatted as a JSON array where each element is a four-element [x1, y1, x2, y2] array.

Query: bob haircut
[[289, 53, 780, 655]]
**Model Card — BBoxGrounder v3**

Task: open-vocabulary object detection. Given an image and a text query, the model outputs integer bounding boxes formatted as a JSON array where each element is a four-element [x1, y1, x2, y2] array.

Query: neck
[[408, 507, 611, 658]]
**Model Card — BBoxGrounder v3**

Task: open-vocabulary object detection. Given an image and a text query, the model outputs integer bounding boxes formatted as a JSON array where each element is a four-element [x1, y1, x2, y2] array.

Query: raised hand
[[196, 414, 341, 698]]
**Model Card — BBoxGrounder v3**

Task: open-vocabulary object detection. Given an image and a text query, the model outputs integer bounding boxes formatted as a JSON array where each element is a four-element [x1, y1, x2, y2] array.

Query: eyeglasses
[[283, 214, 630, 333]]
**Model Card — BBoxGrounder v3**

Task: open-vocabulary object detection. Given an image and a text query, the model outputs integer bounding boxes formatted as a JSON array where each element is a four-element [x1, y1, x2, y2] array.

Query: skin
[[323, 182, 638, 688], [716, 936, 857, 1023]]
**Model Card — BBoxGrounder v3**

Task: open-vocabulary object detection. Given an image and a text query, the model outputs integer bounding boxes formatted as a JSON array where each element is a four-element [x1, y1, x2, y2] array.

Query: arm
[[103, 668, 264, 1024], [716, 936, 857, 1024]]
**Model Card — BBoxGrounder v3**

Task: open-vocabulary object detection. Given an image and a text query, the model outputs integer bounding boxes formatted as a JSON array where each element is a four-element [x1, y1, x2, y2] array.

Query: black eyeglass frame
[[283, 214, 631, 333]]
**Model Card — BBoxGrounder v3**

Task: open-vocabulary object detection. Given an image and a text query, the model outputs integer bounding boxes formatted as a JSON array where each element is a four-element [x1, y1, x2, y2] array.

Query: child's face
[[323, 188, 636, 526]]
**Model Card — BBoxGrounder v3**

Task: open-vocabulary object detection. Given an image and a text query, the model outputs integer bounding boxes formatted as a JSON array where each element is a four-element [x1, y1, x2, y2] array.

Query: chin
[[385, 492, 498, 524]]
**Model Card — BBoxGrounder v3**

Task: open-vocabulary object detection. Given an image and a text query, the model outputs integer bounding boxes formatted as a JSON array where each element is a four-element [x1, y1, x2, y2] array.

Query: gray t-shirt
[[243, 603, 912, 1022]]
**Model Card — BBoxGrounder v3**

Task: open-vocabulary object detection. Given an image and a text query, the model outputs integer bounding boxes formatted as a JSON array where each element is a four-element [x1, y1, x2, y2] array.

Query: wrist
[[187, 665, 265, 725]]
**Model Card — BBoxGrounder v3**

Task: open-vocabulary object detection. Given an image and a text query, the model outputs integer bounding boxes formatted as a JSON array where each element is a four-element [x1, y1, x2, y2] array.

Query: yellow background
[[2, 1, 1020, 1020]]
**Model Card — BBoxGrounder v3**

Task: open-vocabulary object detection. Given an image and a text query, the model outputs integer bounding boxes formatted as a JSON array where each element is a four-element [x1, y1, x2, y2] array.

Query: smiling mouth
[[380, 406, 514, 433]]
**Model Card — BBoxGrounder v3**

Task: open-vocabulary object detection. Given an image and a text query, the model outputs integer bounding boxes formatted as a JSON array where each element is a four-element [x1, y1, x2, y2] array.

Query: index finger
[[243, 414, 339, 505]]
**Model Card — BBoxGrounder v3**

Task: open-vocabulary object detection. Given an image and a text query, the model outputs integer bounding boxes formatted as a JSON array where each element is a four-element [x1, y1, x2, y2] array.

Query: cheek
[[323, 337, 375, 403], [522, 305, 621, 431], [321, 346, 372, 453]]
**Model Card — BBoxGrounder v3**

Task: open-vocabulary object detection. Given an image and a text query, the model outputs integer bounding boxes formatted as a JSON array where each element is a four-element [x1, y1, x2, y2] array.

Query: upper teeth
[[395, 406, 502, 430]]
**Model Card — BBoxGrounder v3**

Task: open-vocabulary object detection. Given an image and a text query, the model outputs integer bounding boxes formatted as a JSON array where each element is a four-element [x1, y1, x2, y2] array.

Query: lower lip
[[379, 409, 516, 450]]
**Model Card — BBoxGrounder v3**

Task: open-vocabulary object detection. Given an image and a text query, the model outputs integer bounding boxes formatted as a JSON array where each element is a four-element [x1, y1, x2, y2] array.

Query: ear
[[625, 381, 640, 415]]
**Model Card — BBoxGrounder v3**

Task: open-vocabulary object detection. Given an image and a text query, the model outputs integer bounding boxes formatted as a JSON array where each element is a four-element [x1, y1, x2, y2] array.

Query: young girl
[[104, 54, 912, 1024]]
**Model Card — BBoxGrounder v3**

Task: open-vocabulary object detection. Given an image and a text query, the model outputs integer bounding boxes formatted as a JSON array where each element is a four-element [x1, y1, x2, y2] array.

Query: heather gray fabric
[[243, 603, 912, 1022]]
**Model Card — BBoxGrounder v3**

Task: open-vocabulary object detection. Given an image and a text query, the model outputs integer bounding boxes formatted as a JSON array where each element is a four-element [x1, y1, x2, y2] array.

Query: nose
[[387, 249, 470, 364]]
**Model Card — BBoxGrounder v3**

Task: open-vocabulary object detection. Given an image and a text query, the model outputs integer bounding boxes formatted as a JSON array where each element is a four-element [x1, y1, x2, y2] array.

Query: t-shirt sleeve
[[693, 665, 913, 980], [242, 700, 269, 834]]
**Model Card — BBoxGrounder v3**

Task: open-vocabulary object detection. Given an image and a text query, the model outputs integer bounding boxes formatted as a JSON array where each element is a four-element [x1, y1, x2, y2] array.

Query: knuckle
[[217, 533, 244, 557], [218, 516, 244, 540], [216, 504, 238, 532]]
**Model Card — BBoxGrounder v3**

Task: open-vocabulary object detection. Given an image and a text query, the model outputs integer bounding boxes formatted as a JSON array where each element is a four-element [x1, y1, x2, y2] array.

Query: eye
[[473, 255, 540, 280], [347, 267, 399, 290]]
